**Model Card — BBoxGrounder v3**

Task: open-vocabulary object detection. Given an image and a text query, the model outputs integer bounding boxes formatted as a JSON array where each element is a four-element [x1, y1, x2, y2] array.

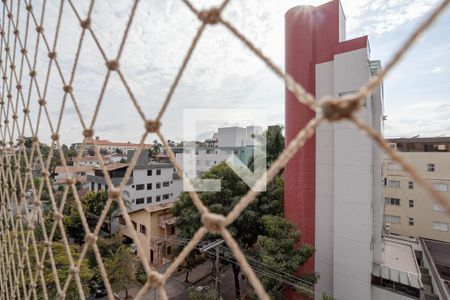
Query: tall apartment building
[[87, 150, 182, 211], [283, 1, 430, 299], [384, 137, 450, 242]]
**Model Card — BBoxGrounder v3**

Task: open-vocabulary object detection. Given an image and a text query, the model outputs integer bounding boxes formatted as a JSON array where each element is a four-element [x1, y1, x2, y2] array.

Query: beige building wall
[[118, 202, 177, 266], [384, 152, 450, 242]]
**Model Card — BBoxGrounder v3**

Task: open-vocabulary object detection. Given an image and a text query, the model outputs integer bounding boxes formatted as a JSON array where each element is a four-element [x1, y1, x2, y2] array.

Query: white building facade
[[87, 158, 182, 211], [285, 1, 423, 299], [176, 126, 263, 178]]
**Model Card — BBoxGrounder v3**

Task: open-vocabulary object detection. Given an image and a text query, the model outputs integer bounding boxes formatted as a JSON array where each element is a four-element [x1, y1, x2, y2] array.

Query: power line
[[159, 235, 315, 295]]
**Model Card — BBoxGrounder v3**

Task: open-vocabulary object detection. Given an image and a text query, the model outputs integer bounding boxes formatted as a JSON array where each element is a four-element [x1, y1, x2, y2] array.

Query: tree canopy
[[172, 163, 312, 297]]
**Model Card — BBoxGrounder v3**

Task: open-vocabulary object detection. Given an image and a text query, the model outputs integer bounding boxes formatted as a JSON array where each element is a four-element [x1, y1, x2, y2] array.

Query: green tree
[[104, 245, 136, 298], [256, 215, 314, 299], [86, 236, 123, 270], [34, 214, 63, 242], [173, 163, 288, 298], [64, 192, 131, 244], [67, 148, 78, 158], [248, 126, 285, 170], [61, 144, 69, 158], [28, 242, 93, 299]]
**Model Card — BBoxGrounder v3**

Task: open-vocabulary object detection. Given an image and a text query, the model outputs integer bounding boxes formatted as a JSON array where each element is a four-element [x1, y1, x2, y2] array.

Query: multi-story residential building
[[77, 155, 111, 166], [118, 201, 177, 267], [53, 165, 95, 189], [283, 1, 438, 299], [176, 125, 264, 177], [87, 150, 182, 211], [384, 137, 450, 242]]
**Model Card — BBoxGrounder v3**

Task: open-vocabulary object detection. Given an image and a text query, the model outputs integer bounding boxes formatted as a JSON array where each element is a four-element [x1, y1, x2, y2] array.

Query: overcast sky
[[15, 0, 450, 145]]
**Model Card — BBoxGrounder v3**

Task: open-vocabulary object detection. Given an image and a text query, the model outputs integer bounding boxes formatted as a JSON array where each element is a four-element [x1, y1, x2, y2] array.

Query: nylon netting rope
[[0, 0, 449, 299]]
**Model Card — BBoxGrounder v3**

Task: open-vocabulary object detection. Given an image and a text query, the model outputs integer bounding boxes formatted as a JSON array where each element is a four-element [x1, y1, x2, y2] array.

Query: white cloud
[[384, 102, 450, 138], [10, 0, 447, 144], [345, 0, 441, 35], [431, 66, 446, 74]]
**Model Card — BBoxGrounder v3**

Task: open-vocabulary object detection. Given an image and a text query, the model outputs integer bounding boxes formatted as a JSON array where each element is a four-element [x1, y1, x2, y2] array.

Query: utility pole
[[199, 239, 224, 298]]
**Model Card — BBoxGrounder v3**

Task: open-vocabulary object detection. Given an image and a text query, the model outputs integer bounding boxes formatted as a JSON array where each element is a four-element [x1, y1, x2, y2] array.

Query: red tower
[[285, 0, 368, 273]]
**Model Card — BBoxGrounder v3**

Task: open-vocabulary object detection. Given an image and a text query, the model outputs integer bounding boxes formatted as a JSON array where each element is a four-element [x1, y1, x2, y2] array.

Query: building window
[[97, 183, 101, 191], [387, 162, 401, 171], [385, 198, 400, 206], [140, 224, 146, 235], [388, 180, 401, 189], [170, 227, 175, 235], [408, 217, 414, 226], [136, 184, 145, 191], [156, 183, 161, 189], [147, 183, 152, 190], [136, 198, 145, 205], [163, 194, 169, 200], [408, 181, 414, 189], [163, 181, 170, 187], [132, 221, 137, 230], [433, 183, 448, 192], [433, 222, 449, 232], [91, 182, 94, 191], [156, 195, 161, 202], [385, 215, 401, 224], [156, 169, 161, 175], [147, 197, 152, 204], [427, 164, 435, 172], [119, 216, 125, 225], [409, 200, 414, 208], [433, 203, 445, 211], [147, 169, 152, 176]]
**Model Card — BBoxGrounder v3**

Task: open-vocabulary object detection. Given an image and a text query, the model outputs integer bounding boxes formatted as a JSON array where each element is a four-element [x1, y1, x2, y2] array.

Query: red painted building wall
[[285, 0, 341, 273]]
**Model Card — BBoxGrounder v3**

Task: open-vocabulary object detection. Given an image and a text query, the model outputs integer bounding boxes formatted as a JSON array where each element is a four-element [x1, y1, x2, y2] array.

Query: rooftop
[[78, 156, 109, 161], [127, 201, 176, 214], [372, 238, 422, 289], [55, 165, 95, 174], [94, 163, 130, 172], [421, 238, 450, 297], [86, 139, 154, 148]]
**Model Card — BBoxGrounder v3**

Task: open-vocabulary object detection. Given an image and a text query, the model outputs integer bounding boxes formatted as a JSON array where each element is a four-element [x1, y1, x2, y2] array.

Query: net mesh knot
[[202, 212, 225, 234], [48, 51, 57, 59], [148, 271, 164, 288], [83, 128, 94, 138], [80, 18, 91, 29], [85, 233, 98, 244], [63, 85, 73, 93], [106, 60, 120, 71], [198, 8, 221, 25], [145, 119, 160, 133], [53, 211, 64, 221], [321, 98, 361, 121], [109, 188, 121, 199]]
